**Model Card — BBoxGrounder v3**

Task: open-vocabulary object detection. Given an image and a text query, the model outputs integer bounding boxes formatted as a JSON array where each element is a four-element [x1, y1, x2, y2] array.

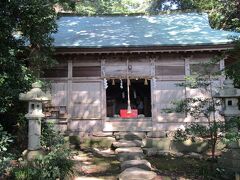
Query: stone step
[[121, 159, 152, 171], [117, 152, 145, 162], [114, 132, 146, 140], [115, 147, 143, 154], [118, 167, 157, 180], [112, 140, 143, 148], [147, 131, 167, 138], [92, 132, 113, 137], [103, 121, 152, 132]]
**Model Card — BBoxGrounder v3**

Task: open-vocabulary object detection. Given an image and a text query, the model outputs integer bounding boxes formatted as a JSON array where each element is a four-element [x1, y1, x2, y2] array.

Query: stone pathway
[[112, 132, 158, 180]]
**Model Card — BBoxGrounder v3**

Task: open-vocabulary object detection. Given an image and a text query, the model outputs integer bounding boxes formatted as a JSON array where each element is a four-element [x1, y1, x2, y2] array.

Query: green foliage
[[12, 148, 74, 180], [174, 122, 224, 142], [169, 60, 226, 159], [12, 122, 74, 180], [173, 128, 188, 141], [225, 39, 240, 88], [0, 0, 75, 151], [0, 124, 13, 175], [69, 0, 240, 33], [0, 125, 13, 152], [74, 0, 145, 15], [41, 121, 64, 149], [185, 123, 209, 138], [223, 117, 240, 144], [147, 0, 240, 32]]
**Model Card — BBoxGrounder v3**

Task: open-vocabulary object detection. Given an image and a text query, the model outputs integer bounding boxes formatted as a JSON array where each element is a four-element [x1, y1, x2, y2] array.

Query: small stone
[[171, 152, 184, 157], [184, 152, 203, 159], [92, 148, 115, 158], [115, 147, 143, 153], [118, 167, 157, 180], [121, 160, 152, 171], [113, 140, 142, 148], [23, 150, 44, 161], [117, 152, 145, 162], [143, 148, 158, 156], [92, 132, 113, 137], [157, 150, 170, 156]]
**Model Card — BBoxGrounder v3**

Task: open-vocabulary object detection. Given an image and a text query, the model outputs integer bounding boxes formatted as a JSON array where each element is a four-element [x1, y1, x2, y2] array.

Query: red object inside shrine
[[120, 109, 138, 118]]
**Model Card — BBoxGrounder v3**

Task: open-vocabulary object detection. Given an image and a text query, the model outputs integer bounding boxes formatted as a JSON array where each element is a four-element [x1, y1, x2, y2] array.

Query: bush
[[223, 117, 240, 145], [41, 121, 64, 149], [0, 124, 13, 175], [173, 128, 188, 142], [12, 121, 74, 180], [12, 148, 74, 180], [185, 123, 209, 138]]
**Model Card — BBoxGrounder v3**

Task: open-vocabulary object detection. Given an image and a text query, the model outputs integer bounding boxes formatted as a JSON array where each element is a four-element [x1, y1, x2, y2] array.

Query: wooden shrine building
[[42, 13, 240, 134]]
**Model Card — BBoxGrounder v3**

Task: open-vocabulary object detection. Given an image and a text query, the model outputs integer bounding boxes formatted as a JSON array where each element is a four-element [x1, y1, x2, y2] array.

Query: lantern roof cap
[[214, 79, 240, 98], [19, 82, 51, 101]]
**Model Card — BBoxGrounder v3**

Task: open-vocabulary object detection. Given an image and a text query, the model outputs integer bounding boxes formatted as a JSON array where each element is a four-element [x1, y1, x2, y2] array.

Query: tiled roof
[[53, 13, 240, 47]]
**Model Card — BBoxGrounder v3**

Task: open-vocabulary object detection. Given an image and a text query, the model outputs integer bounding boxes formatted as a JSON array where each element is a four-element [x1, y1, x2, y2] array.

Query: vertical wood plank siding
[[45, 52, 225, 131]]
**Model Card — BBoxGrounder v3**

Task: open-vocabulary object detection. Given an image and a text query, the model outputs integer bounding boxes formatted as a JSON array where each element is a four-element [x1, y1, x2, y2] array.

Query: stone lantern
[[214, 79, 240, 120], [214, 79, 240, 179], [19, 82, 51, 160]]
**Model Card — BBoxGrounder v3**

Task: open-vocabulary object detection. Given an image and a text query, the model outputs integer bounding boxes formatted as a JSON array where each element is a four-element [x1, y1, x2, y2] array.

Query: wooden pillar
[[184, 57, 191, 99], [150, 57, 156, 124], [67, 59, 73, 119], [220, 57, 225, 87], [101, 59, 106, 121]]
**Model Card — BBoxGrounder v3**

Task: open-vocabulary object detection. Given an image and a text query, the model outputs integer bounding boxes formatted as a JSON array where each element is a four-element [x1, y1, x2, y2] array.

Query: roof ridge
[[57, 12, 207, 18]]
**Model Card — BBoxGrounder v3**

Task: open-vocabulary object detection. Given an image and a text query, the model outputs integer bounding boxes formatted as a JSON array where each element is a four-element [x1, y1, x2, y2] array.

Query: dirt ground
[[71, 149, 212, 180]]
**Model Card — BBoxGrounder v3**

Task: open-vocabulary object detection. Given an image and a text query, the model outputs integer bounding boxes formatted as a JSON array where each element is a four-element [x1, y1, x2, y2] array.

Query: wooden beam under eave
[[54, 43, 234, 55]]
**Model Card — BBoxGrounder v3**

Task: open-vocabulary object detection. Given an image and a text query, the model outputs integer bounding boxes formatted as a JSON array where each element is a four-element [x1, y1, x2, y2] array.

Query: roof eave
[[54, 43, 234, 55]]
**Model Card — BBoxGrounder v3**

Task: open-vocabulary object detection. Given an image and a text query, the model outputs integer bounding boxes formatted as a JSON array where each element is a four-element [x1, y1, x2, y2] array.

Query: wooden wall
[[44, 52, 225, 132]]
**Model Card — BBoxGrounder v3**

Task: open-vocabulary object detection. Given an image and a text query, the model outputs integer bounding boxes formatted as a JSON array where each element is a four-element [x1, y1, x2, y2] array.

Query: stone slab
[[112, 140, 143, 148], [117, 152, 145, 162], [118, 167, 157, 180], [121, 160, 152, 171], [219, 157, 240, 172], [115, 147, 143, 153], [144, 138, 171, 150], [92, 132, 113, 137], [184, 152, 203, 159], [157, 150, 171, 156], [143, 148, 184, 157], [221, 149, 240, 160], [143, 148, 158, 156], [171, 139, 208, 153], [114, 132, 146, 140], [147, 131, 167, 138], [103, 121, 152, 132]]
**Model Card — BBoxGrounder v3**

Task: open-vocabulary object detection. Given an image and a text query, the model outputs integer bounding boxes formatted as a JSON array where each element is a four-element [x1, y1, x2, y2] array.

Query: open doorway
[[106, 79, 151, 118]]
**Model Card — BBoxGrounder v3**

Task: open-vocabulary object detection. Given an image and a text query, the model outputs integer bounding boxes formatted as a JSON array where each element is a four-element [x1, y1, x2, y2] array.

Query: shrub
[[12, 121, 74, 180], [0, 124, 13, 175], [185, 123, 209, 138], [173, 128, 188, 142], [223, 117, 240, 145], [12, 148, 74, 180], [41, 121, 64, 149]]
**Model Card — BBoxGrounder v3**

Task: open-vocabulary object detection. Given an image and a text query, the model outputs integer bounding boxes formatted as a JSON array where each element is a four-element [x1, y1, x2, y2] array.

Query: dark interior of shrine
[[106, 79, 151, 118]]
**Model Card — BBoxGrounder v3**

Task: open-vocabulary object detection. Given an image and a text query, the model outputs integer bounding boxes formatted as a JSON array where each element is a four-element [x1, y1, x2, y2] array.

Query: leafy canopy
[[0, 0, 73, 133]]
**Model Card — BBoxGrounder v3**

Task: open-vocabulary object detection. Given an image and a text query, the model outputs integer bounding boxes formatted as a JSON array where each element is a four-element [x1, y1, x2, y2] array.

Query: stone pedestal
[[219, 145, 240, 179], [214, 79, 240, 179], [27, 118, 42, 150]]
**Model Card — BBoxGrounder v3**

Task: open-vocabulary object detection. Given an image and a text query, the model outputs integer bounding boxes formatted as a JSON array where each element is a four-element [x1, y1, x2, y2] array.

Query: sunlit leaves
[[0, 0, 72, 118]]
